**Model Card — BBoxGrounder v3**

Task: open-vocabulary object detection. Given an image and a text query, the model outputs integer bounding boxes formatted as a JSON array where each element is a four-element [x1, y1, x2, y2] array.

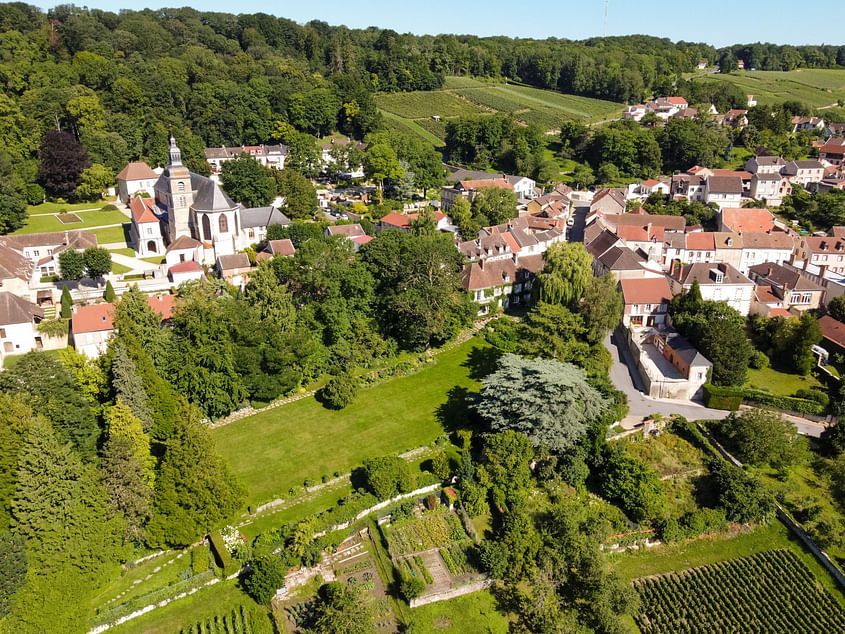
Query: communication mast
[[603, 0, 609, 36]]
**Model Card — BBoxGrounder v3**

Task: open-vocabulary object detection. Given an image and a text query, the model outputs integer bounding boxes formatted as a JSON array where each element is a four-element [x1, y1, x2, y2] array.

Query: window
[[147, 227, 153, 235], [219, 214, 229, 233], [47, 249, 52, 255], [202, 214, 212, 240], [645, 304, 652, 312], [178, 196, 186, 207], [177, 181, 185, 193], [32, 249, 39, 257], [632, 304, 640, 314], [0, 328, 6, 338]]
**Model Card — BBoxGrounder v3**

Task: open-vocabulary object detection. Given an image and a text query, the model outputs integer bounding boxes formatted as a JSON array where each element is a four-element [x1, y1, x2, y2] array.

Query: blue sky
[[40, 1, 845, 47]]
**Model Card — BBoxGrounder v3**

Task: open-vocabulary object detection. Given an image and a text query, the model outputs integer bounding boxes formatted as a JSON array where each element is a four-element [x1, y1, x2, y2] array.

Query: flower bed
[[386, 510, 468, 556]]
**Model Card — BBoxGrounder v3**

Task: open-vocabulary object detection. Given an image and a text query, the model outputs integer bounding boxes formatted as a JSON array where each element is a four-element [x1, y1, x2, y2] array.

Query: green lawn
[[214, 338, 489, 507], [141, 255, 165, 264], [109, 247, 136, 257], [13, 208, 128, 235], [408, 590, 508, 633], [745, 366, 823, 396], [111, 260, 132, 275], [108, 579, 271, 634], [3, 348, 65, 369], [27, 200, 111, 215], [90, 224, 130, 245], [610, 520, 845, 606]]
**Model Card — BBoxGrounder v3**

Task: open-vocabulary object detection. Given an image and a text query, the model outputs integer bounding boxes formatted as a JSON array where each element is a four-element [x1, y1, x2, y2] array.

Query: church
[[127, 137, 289, 267]]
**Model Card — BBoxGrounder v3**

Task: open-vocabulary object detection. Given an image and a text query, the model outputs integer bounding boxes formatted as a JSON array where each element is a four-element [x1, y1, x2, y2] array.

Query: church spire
[[168, 135, 182, 167]]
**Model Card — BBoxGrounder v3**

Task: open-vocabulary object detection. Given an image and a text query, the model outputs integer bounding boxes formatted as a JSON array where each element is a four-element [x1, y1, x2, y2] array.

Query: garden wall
[[409, 579, 492, 608]]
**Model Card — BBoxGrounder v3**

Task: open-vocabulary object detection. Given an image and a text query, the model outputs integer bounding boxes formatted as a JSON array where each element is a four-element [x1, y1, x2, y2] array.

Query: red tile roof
[[267, 239, 295, 256], [351, 235, 373, 245], [768, 308, 792, 318], [459, 178, 513, 191], [129, 196, 158, 224], [685, 232, 716, 250], [820, 315, 845, 348], [71, 303, 114, 334], [169, 260, 202, 274], [116, 162, 157, 181], [721, 208, 777, 233], [147, 294, 176, 320], [620, 277, 673, 305]]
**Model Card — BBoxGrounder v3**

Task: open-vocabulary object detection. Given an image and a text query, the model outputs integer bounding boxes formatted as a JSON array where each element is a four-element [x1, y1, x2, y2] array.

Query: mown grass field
[[376, 76, 624, 144], [745, 366, 823, 396], [14, 206, 128, 235], [691, 69, 845, 108], [408, 590, 508, 633], [90, 223, 131, 245], [213, 338, 489, 507]]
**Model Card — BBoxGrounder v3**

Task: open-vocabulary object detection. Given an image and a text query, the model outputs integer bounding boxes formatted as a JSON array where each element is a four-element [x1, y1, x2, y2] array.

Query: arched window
[[202, 214, 212, 241], [219, 214, 229, 233], [177, 181, 185, 193]]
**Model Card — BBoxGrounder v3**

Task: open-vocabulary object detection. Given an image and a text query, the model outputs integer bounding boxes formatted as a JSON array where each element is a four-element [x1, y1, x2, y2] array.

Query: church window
[[178, 196, 186, 207], [202, 214, 212, 240], [219, 214, 229, 233], [177, 181, 185, 193]]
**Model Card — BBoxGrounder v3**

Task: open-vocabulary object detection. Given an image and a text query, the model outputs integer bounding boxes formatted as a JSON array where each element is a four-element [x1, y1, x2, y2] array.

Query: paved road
[[604, 331, 827, 437]]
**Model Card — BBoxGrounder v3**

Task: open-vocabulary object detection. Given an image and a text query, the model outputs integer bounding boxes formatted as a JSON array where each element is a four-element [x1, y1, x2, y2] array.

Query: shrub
[[243, 556, 287, 604], [60, 286, 73, 318], [794, 388, 829, 407], [104, 280, 116, 302], [25, 183, 45, 205], [208, 531, 240, 577], [743, 389, 825, 415], [749, 350, 770, 369], [362, 456, 415, 499], [431, 451, 450, 480], [318, 373, 358, 410], [400, 575, 425, 601]]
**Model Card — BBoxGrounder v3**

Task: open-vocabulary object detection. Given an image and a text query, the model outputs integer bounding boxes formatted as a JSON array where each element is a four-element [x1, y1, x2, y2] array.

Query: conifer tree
[[103, 400, 154, 485], [60, 285, 72, 318], [0, 394, 37, 529], [146, 403, 245, 547], [0, 530, 26, 618], [104, 279, 116, 302], [101, 434, 153, 543], [110, 342, 154, 433]]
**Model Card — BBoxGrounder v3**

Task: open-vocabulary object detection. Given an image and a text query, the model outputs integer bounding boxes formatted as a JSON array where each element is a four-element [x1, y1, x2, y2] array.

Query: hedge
[[702, 384, 743, 410], [702, 384, 825, 415], [208, 531, 240, 577]]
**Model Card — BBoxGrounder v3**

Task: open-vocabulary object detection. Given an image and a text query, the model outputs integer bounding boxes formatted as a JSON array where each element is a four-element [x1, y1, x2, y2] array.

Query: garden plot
[[57, 213, 82, 224]]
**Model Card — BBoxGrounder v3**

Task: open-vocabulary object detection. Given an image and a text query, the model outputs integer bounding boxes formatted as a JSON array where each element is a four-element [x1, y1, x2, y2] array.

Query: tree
[[599, 445, 664, 522], [313, 582, 375, 634], [60, 285, 72, 318], [104, 400, 154, 484], [470, 186, 518, 226], [11, 417, 125, 578], [101, 433, 153, 543], [430, 451, 450, 480], [75, 163, 113, 201], [361, 456, 415, 499], [284, 131, 321, 178], [534, 242, 593, 308], [58, 249, 85, 280], [475, 354, 605, 452], [392, 160, 415, 200], [364, 143, 403, 191], [791, 312, 822, 375], [243, 556, 287, 604], [274, 168, 317, 219], [482, 431, 534, 505], [710, 460, 776, 524], [0, 531, 26, 618], [37, 130, 90, 199], [579, 273, 623, 344], [449, 196, 473, 237], [0, 182, 27, 235], [571, 164, 595, 189], [104, 279, 116, 302], [713, 408, 807, 468], [146, 402, 245, 547], [84, 245, 112, 278], [0, 352, 99, 459], [220, 153, 277, 207], [515, 302, 591, 367], [243, 261, 296, 325], [829, 295, 845, 322], [319, 373, 359, 409], [0, 394, 38, 529]]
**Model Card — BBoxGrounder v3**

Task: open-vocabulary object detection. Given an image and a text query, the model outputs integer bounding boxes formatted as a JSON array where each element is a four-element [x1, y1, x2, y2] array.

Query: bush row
[[208, 531, 240, 577], [702, 384, 825, 415]]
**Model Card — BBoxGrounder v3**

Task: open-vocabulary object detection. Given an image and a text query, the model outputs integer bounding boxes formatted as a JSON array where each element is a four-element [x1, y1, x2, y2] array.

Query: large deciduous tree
[[37, 130, 90, 199], [713, 408, 807, 468], [220, 153, 277, 208], [75, 163, 113, 201], [534, 242, 593, 308], [470, 186, 518, 226], [475, 354, 604, 452], [274, 168, 317, 219], [364, 143, 403, 192], [83, 245, 112, 278], [58, 249, 85, 280]]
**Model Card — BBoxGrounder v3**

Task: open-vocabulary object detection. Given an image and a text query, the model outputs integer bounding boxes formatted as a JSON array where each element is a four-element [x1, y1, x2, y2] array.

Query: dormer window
[[710, 268, 724, 283]]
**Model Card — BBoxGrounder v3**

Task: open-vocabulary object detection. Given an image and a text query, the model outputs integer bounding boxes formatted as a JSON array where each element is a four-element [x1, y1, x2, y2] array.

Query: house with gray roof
[[0, 292, 45, 362]]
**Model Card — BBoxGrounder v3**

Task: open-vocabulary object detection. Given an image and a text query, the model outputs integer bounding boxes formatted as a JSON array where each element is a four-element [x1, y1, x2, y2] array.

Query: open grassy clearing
[[380, 109, 446, 147], [610, 520, 845, 606], [90, 223, 130, 245], [111, 260, 132, 275], [691, 69, 845, 107], [27, 200, 112, 215], [408, 589, 508, 633], [13, 207, 128, 235], [108, 247, 136, 257], [745, 366, 823, 396], [213, 338, 489, 507]]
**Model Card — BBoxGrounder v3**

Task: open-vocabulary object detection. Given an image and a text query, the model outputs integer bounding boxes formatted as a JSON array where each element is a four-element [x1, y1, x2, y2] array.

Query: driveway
[[604, 330, 826, 438]]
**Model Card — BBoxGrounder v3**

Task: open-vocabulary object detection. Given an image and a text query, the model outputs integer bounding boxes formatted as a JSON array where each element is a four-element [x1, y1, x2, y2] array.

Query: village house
[[325, 223, 372, 251], [792, 116, 826, 133], [704, 175, 744, 209], [738, 231, 795, 274], [128, 196, 165, 257], [670, 173, 706, 202], [116, 162, 159, 203], [168, 259, 204, 285], [629, 179, 670, 199], [718, 207, 780, 233], [661, 231, 686, 269], [588, 188, 627, 217], [720, 109, 748, 128], [794, 235, 845, 276], [684, 231, 716, 265], [593, 246, 664, 281], [620, 277, 673, 327], [713, 232, 744, 270], [0, 292, 45, 362], [461, 255, 544, 316], [257, 238, 296, 262], [317, 138, 366, 172], [819, 315, 845, 358], [745, 155, 786, 176], [672, 108, 699, 121], [820, 138, 845, 167], [0, 230, 98, 279], [378, 211, 449, 233], [204, 144, 287, 174], [622, 104, 647, 121], [624, 325, 712, 399], [646, 96, 688, 119], [781, 160, 826, 187], [747, 262, 825, 312], [749, 173, 788, 206], [71, 295, 176, 358], [668, 262, 755, 315], [0, 244, 33, 300], [440, 177, 515, 211], [216, 253, 252, 286]]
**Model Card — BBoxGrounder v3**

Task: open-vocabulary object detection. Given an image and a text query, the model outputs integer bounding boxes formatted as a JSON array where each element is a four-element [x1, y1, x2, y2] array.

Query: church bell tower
[[164, 136, 193, 242]]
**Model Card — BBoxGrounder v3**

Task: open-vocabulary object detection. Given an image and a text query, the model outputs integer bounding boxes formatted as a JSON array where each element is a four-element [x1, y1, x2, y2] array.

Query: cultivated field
[[375, 76, 624, 144], [691, 69, 845, 108], [634, 549, 845, 633]]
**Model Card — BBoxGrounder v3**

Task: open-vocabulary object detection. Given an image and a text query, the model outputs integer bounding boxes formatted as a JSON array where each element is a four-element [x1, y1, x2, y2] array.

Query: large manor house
[[122, 137, 286, 265]]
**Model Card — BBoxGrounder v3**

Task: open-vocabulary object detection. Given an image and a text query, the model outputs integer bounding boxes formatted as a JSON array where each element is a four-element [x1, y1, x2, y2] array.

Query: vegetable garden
[[177, 605, 272, 634], [633, 549, 845, 633], [386, 510, 468, 556]]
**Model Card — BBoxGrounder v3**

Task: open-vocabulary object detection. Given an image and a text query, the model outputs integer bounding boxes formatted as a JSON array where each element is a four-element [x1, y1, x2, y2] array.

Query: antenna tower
[[603, 0, 609, 36]]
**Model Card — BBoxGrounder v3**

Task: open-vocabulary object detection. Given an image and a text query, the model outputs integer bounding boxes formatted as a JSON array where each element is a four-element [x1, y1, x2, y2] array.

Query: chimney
[[767, 265, 774, 276], [478, 259, 484, 270]]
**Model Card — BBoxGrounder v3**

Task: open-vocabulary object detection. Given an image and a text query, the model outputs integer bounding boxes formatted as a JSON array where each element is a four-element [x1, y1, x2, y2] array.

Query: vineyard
[[633, 549, 845, 633], [178, 605, 273, 634]]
